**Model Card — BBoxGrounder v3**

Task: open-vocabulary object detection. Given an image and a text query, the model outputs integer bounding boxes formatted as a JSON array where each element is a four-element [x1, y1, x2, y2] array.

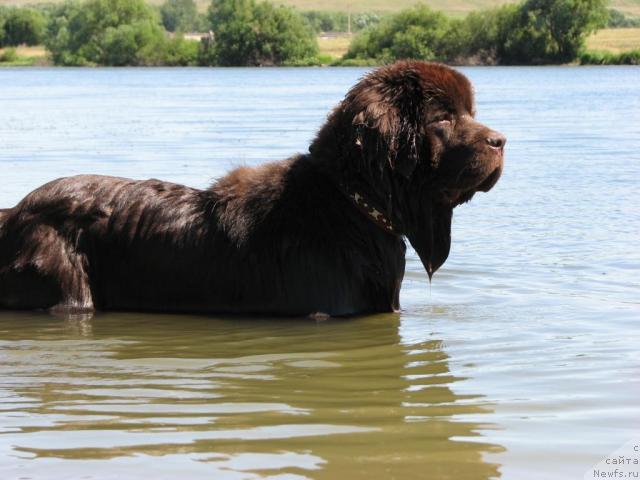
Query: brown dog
[[0, 61, 504, 316]]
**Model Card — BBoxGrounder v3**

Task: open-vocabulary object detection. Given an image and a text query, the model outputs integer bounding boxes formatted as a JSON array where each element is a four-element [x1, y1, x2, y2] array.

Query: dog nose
[[486, 132, 506, 149]]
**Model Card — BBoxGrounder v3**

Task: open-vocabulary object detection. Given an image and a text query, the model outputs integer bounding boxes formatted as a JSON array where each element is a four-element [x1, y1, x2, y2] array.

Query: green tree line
[[2, 0, 639, 66], [345, 0, 613, 65], [2, 0, 319, 66]]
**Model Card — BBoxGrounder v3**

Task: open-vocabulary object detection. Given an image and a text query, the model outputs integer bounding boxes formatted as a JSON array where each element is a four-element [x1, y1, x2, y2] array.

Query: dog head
[[312, 60, 505, 279]]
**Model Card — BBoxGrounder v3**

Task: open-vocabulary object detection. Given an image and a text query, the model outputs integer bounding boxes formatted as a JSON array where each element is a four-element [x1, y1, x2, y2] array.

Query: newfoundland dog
[[0, 61, 505, 316]]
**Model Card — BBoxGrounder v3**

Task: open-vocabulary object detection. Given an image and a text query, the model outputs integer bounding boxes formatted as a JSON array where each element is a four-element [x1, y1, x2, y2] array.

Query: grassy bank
[[579, 48, 640, 63], [0, 45, 49, 66], [0, 39, 343, 66], [581, 27, 640, 63], [317, 34, 352, 59]]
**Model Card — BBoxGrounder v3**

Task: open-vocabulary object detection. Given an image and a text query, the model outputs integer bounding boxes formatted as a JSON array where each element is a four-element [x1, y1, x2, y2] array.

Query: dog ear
[[391, 109, 420, 179], [350, 80, 423, 180], [390, 73, 426, 179]]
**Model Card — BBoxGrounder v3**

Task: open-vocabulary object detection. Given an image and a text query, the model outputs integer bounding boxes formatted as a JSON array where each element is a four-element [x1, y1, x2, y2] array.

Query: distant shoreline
[[2, 34, 640, 68]]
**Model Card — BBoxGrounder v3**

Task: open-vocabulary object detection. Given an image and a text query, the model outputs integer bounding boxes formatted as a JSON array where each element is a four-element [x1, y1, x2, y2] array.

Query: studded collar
[[347, 191, 397, 235]]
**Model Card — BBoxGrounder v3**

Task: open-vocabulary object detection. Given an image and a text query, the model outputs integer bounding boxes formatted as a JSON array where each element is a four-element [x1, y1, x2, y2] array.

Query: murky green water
[[0, 66, 639, 479], [1, 312, 505, 479]]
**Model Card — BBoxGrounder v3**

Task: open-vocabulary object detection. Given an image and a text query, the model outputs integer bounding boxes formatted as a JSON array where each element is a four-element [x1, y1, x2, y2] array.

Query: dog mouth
[[477, 166, 502, 192], [440, 164, 503, 206]]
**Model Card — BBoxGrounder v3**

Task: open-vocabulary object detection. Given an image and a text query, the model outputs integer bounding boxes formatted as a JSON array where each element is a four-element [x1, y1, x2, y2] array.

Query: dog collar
[[348, 191, 396, 235]]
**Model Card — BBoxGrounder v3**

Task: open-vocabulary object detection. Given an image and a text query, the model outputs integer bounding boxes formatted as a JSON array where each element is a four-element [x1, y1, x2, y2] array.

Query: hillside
[[1, 0, 640, 17], [586, 27, 640, 51], [273, 0, 638, 16]]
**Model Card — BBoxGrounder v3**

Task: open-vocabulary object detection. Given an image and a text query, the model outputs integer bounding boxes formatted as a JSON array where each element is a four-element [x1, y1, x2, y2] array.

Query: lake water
[[0, 66, 639, 480]]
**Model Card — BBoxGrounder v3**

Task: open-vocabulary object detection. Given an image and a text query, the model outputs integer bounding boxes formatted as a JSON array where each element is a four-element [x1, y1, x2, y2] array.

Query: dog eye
[[431, 115, 452, 125]]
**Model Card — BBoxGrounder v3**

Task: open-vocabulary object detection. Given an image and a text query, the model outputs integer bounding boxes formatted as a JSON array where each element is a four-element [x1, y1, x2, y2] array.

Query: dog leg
[[0, 225, 94, 313], [47, 256, 95, 316], [47, 237, 95, 315]]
